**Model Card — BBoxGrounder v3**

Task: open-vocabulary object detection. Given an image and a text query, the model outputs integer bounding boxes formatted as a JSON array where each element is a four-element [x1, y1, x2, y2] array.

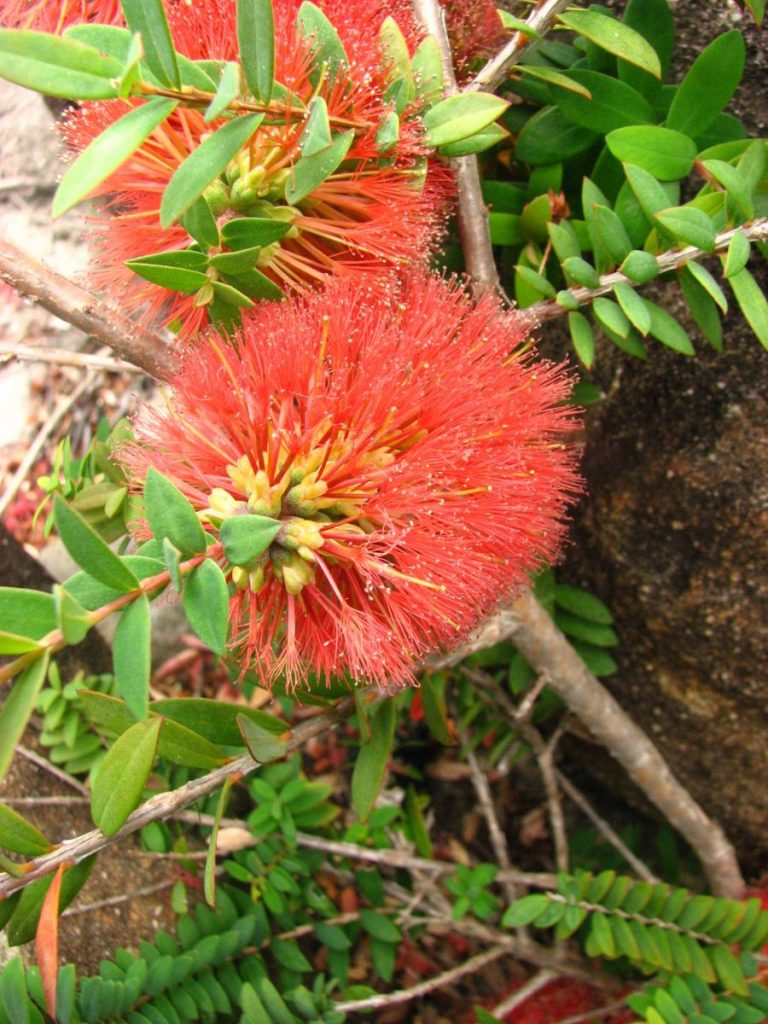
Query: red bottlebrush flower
[[0, 0, 123, 31], [61, 0, 449, 336], [442, 0, 508, 72], [122, 271, 581, 689]]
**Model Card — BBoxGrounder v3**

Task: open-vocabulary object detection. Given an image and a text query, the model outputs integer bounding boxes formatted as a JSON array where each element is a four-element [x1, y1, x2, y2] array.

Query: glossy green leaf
[[183, 559, 229, 655], [114, 29, 142, 98], [0, 589, 56, 641], [54, 99, 177, 217], [700, 159, 754, 220], [646, 301, 695, 355], [709, 944, 747, 996], [556, 11, 661, 78], [379, 16, 415, 114], [160, 113, 263, 227], [618, 0, 674, 99], [489, 213, 523, 247], [54, 495, 139, 593], [548, 69, 655, 133], [296, 1, 348, 86], [0, 29, 120, 100], [125, 255, 209, 293], [237, 715, 287, 763], [654, 206, 716, 251], [0, 656, 49, 783], [667, 31, 745, 139], [121, 0, 180, 88], [568, 311, 595, 368], [438, 122, 507, 157], [299, 96, 332, 156], [6, 857, 95, 947], [63, 555, 164, 612], [516, 106, 599, 165], [411, 34, 442, 103], [685, 261, 728, 314], [518, 64, 591, 98], [53, 584, 91, 645], [63, 23, 131, 60], [113, 594, 152, 720], [556, 612, 618, 647], [423, 92, 508, 149], [208, 246, 261, 274], [213, 279, 254, 308], [607, 126, 696, 180], [351, 698, 396, 821], [623, 162, 675, 220], [723, 229, 751, 278], [547, 220, 581, 262], [91, 717, 162, 835], [563, 256, 600, 289], [180, 196, 220, 248], [620, 249, 659, 283], [237, 0, 274, 102], [285, 128, 354, 204], [728, 267, 768, 350], [678, 272, 723, 351], [220, 216, 292, 249], [613, 281, 651, 335], [593, 297, 631, 339], [204, 61, 241, 122], [0, 804, 52, 856], [224, 267, 284, 300], [220, 513, 282, 565], [592, 204, 633, 263], [144, 467, 207, 555]]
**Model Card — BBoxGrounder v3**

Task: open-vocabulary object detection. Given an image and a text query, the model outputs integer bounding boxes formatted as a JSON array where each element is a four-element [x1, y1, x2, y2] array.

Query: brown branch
[[0, 342, 143, 374], [467, 0, 574, 94], [0, 237, 178, 381], [491, 969, 558, 1019], [530, 218, 768, 323]]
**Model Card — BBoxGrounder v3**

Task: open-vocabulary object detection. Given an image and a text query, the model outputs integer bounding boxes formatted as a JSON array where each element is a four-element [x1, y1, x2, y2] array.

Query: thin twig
[[0, 796, 89, 806], [0, 342, 143, 375], [529, 218, 768, 322], [557, 999, 635, 1024], [0, 237, 177, 381], [62, 880, 175, 917], [15, 745, 89, 797], [556, 771, 658, 883], [491, 968, 558, 1019], [334, 945, 511, 1012], [468, 0, 574, 93], [0, 370, 98, 517]]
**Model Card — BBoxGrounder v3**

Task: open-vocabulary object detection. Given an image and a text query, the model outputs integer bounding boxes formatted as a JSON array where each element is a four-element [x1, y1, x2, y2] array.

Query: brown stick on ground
[[0, 237, 178, 382]]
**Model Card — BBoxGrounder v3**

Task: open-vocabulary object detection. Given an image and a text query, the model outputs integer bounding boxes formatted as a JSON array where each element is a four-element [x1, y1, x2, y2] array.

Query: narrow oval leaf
[[204, 775, 236, 906], [91, 718, 162, 836], [646, 301, 695, 354], [54, 495, 139, 593], [667, 31, 746, 139], [685, 261, 728, 314], [121, 0, 180, 89], [238, 715, 287, 763], [594, 297, 631, 339], [420, 674, 455, 745], [653, 207, 716, 251], [53, 584, 91, 645], [220, 513, 282, 565], [547, 69, 655, 133], [0, 655, 50, 783], [516, 106, 598, 165], [0, 29, 120, 100], [5, 856, 96, 947], [149, 697, 286, 744], [183, 559, 230, 655], [620, 249, 659, 283], [503, 893, 552, 928], [160, 113, 263, 227], [237, 0, 274, 102], [614, 282, 651, 334], [53, 98, 178, 218], [285, 128, 354, 204], [351, 698, 397, 821], [679, 271, 723, 351], [700, 158, 754, 220], [423, 92, 509, 149], [607, 126, 696, 180], [728, 267, 768, 350], [556, 11, 661, 78], [113, 594, 152, 721], [0, 589, 55, 641], [723, 229, 751, 278], [568, 311, 595, 369], [0, 804, 52, 856], [36, 864, 64, 1019], [204, 62, 241, 122], [144, 467, 208, 555], [297, 1, 348, 86], [125, 258, 209, 294], [220, 217, 292, 249], [180, 195, 220, 248], [0, 632, 43, 655]]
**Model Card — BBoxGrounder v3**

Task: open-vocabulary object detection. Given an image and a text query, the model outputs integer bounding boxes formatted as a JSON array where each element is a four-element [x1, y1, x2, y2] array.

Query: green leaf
[[709, 944, 747, 996], [299, 96, 332, 156], [220, 513, 282, 565], [547, 69, 655, 133], [204, 61, 241, 122], [0, 656, 49, 783], [653, 207, 716, 251], [296, 1, 348, 86], [563, 256, 601, 289], [0, 589, 55, 641], [285, 128, 354, 204], [556, 612, 618, 647], [160, 113, 263, 227], [614, 281, 651, 335], [53, 98, 177, 218], [646, 300, 695, 354], [113, 594, 152, 720], [115, 29, 143, 99], [667, 32, 745, 139], [6, 857, 95, 947], [237, 715, 287, 763], [183, 560, 229, 655], [568, 311, 595, 368], [53, 584, 91, 645], [121, 0, 180, 89], [54, 494, 139, 593], [618, 0, 674, 99], [204, 775, 235, 906], [220, 217, 292, 249], [91, 718, 162, 836], [548, 221, 581, 262], [489, 213, 524, 247], [420, 674, 454, 745], [144, 467, 207, 555], [556, 11, 661, 78], [223, 267, 284, 300], [745, 0, 765, 24], [360, 909, 401, 944], [592, 204, 633, 264], [0, 29, 120, 100], [237, 0, 274, 102], [180, 196, 220, 248], [723, 229, 751, 279], [518, 64, 592, 98], [679, 267, 724, 351], [685, 261, 728, 313], [379, 16, 415, 115], [150, 697, 286, 744], [516, 106, 598, 165], [503, 893, 552, 928], [593, 297, 630, 339], [700, 159, 754, 220], [437, 122, 507, 157], [411, 33, 442, 103], [351, 699, 396, 821], [375, 109, 400, 153], [728, 267, 768, 350], [0, 804, 52, 856], [620, 249, 659, 284], [0, 957, 28, 1024], [514, 265, 556, 300], [0, 632, 42, 655], [423, 92, 509, 149], [63, 22, 131, 61], [623, 162, 675, 220], [607, 126, 697, 180], [125, 253, 209, 293]]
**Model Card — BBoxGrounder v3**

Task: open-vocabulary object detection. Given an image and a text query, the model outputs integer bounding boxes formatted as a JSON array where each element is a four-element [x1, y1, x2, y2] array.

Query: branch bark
[[0, 237, 178, 382]]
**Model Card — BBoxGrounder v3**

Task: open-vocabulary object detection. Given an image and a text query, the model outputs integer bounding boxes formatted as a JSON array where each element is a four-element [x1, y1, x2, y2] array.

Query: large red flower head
[[0, 0, 122, 31], [62, 0, 449, 336], [123, 271, 581, 689]]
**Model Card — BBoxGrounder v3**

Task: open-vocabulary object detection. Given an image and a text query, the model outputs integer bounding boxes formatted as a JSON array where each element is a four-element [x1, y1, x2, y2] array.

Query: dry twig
[[0, 342, 143, 375]]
